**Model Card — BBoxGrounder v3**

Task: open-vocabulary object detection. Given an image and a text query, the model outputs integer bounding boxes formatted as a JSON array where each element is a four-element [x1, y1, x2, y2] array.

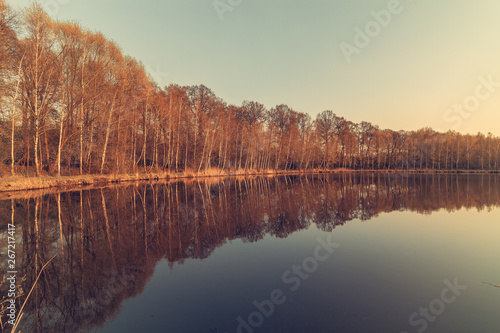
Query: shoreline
[[0, 168, 498, 194]]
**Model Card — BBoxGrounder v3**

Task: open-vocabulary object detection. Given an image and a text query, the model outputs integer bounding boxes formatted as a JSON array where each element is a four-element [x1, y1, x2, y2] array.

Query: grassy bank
[[0, 168, 309, 193], [0, 168, 498, 194]]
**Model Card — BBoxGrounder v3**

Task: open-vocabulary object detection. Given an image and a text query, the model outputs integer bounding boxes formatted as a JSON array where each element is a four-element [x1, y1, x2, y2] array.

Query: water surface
[[1, 173, 499, 333]]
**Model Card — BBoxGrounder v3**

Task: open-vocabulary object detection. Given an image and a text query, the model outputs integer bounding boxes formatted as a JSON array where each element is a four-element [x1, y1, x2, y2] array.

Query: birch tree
[[20, 4, 59, 176]]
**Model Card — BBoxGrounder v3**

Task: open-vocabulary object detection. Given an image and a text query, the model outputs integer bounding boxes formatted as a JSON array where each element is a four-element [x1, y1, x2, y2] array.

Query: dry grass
[[3, 256, 56, 333], [0, 169, 274, 193], [0, 173, 167, 193], [0, 168, 497, 194]]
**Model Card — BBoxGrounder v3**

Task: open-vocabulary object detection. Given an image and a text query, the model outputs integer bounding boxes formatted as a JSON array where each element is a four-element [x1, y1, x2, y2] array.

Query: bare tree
[[20, 4, 60, 175]]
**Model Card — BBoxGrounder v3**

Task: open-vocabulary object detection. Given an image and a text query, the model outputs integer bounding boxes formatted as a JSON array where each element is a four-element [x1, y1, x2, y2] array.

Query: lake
[[1, 173, 499, 333]]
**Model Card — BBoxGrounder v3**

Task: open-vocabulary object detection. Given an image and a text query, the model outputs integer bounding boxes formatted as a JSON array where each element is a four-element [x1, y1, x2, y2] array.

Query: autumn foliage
[[1, 3, 499, 178]]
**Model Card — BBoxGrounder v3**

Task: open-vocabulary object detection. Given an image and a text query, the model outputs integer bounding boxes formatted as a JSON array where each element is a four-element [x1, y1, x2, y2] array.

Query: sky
[[7, 0, 500, 136]]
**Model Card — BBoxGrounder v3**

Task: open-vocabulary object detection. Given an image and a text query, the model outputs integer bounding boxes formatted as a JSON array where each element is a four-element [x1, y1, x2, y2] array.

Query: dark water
[[1, 173, 499, 333]]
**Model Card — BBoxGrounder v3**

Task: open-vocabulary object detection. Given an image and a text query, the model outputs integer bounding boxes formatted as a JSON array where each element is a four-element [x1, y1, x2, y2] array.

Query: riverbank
[[0, 168, 308, 193], [0, 168, 498, 193]]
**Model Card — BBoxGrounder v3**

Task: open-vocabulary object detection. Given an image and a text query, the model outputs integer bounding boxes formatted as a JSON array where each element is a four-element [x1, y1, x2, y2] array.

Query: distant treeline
[[1, 2, 499, 177]]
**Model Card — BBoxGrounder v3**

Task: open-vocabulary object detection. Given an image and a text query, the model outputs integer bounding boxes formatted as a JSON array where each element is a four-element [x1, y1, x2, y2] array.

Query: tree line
[[1, 2, 499, 177]]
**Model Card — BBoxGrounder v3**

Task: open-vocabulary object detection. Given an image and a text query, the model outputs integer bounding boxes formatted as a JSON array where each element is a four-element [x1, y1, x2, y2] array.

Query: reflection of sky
[[95, 207, 500, 333], [7, 0, 500, 136]]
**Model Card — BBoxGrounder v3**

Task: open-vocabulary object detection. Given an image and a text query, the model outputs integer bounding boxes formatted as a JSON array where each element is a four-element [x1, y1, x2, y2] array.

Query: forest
[[1, 2, 500, 178]]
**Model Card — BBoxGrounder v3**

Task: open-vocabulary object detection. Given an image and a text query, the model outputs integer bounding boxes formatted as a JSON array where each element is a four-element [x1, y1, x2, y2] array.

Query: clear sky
[[8, 0, 500, 136]]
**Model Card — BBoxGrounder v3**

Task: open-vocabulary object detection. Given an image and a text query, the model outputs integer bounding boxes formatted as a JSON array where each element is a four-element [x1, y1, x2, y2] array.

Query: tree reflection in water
[[0, 173, 498, 332]]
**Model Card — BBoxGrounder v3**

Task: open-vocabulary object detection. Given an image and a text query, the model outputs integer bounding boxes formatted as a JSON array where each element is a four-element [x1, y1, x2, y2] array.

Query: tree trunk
[[34, 114, 40, 176], [79, 48, 87, 175], [57, 104, 65, 176], [198, 128, 209, 173], [101, 94, 117, 174], [11, 55, 24, 175], [143, 100, 148, 172]]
